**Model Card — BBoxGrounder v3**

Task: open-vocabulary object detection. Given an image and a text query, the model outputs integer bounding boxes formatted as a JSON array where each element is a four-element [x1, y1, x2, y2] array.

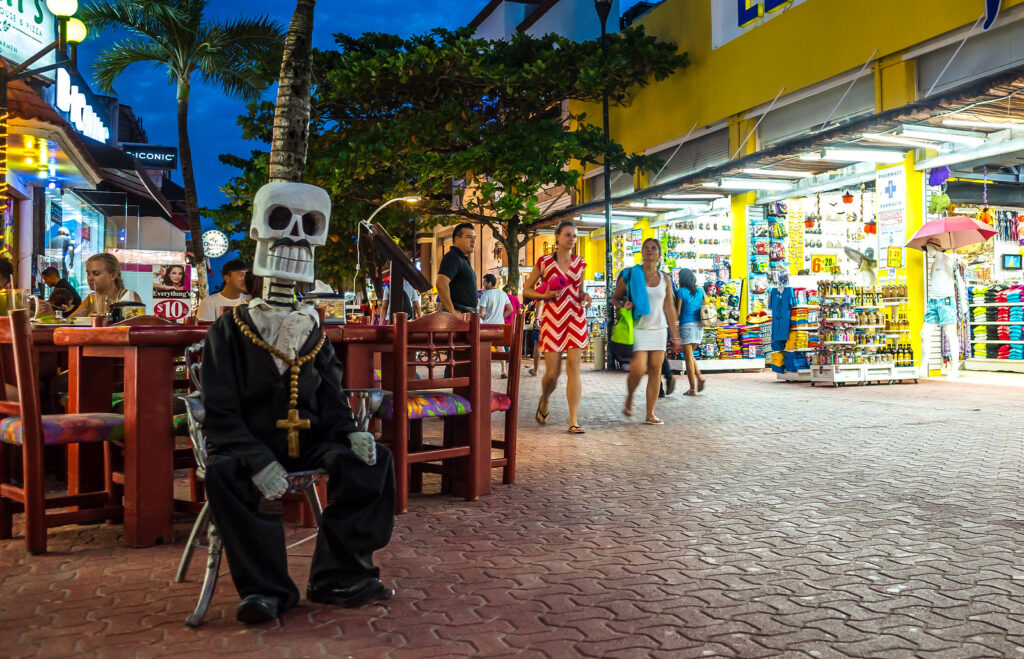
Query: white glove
[[251, 461, 289, 500], [347, 432, 377, 466]]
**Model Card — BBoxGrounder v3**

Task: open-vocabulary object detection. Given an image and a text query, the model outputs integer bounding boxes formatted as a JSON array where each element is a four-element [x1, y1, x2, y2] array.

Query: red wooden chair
[[378, 312, 485, 513], [0, 309, 124, 554], [486, 315, 524, 484]]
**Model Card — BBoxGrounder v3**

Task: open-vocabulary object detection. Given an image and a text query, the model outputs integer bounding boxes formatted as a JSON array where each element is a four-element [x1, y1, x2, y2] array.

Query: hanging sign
[[876, 165, 906, 269], [630, 229, 643, 253], [55, 68, 111, 143], [711, 0, 809, 50], [122, 144, 178, 169], [809, 253, 838, 273], [0, 3, 56, 75]]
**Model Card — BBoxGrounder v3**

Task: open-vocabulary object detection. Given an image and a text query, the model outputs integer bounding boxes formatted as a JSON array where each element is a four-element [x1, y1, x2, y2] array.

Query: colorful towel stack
[[717, 325, 741, 359], [716, 324, 764, 359], [789, 308, 812, 328], [784, 330, 809, 351]]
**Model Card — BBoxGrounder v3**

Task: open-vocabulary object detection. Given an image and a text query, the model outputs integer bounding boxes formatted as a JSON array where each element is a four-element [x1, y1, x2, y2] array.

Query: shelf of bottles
[[809, 281, 918, 386]]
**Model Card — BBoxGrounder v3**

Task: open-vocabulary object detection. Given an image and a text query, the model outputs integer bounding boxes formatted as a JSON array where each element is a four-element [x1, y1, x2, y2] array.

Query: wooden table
[[54, 325, 208, 547]]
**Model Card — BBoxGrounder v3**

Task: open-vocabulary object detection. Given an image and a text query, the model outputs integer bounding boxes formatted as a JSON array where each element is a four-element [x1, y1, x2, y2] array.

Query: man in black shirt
[[41, 266, 83, 310], [435, 222, 478, 314]]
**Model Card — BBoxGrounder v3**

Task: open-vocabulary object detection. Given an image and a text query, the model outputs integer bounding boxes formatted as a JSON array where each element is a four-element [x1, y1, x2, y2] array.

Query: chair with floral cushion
[[0, 309, 124, 554], [378, 312, 486, 513], [485, 314, 524, 484]]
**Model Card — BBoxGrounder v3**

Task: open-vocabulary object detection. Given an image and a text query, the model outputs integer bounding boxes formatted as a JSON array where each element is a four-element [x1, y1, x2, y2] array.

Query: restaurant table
[[55, 325, 208, 547]]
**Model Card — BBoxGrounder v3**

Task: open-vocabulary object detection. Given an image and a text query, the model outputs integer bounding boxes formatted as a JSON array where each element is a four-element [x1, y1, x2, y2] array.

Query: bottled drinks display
[[817, 281, 908, 302]]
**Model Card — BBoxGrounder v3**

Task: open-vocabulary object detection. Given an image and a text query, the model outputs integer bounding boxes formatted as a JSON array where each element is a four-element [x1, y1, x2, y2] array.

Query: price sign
[[809, 253, 838, 273], [154, 299, 191, 321], [886, 246, 904, 269]]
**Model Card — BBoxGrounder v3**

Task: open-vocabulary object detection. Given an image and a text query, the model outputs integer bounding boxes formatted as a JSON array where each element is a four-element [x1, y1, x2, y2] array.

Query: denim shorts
[[679, 322, 703, 345], [924, 297, 956, 325]]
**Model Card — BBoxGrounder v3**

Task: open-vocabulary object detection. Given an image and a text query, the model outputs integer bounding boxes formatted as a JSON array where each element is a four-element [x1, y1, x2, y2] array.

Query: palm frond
[[79, 0, 185, 42], [91, 38, 170, 93]]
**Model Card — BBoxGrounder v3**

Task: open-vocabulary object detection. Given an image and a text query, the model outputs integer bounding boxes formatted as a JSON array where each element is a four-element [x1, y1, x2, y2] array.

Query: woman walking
[[675, 268, 707, 395], [523, 220, 591, 434], [612, 238, 682, 424]]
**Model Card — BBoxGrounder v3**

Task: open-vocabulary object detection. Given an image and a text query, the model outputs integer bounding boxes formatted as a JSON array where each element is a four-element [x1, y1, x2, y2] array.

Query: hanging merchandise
[[928, 166, 951, 187], [978, 168, 993, 225]]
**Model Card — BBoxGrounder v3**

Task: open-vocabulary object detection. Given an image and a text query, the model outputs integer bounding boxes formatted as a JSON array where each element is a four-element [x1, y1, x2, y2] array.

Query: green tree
[[79, 0, 283, 297], [316, 27, 688, 292]]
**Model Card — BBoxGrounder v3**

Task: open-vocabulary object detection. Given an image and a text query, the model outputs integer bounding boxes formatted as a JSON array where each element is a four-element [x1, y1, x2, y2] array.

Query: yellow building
[[534, 0, 1024, 378]]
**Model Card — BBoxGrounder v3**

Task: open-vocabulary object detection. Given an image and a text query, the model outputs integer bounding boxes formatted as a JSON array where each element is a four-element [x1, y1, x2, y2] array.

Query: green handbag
[[610, 306, 634, 344]]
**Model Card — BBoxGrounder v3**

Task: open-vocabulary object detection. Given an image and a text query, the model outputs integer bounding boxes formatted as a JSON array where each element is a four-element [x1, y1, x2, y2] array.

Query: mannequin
[[918, 242, 960, 379]]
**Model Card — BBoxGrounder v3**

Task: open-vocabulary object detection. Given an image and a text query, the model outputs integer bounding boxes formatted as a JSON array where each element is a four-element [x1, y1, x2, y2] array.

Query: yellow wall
[[731, 193, 754, 320], [588, 0, 1024, 156]]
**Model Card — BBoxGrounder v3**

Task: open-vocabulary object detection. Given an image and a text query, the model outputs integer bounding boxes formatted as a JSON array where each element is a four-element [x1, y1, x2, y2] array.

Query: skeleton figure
[[201, 181, 396, 625]]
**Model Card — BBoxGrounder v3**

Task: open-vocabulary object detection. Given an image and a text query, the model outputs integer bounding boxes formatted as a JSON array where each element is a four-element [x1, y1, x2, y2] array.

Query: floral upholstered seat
[[377, 391, 471, 420], [0, 413, 125, 446], [490, 392, 512, 413]]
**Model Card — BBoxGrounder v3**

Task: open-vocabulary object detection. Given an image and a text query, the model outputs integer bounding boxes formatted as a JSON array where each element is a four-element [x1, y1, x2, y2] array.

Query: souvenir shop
[[757, 187, 919, 386]]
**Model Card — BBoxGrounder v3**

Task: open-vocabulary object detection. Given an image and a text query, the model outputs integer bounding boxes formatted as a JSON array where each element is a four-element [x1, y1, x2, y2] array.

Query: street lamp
[[594, 0, 614, 370], [352, 195, 422, 297], [0, 0, 86, 216]]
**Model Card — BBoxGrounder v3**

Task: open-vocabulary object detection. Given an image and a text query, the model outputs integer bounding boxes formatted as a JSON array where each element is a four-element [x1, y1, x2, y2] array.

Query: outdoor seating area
[[0, 312, 519, 556]]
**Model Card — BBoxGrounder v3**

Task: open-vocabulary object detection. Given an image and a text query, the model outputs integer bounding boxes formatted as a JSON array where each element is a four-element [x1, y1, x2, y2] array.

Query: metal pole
[[599, 9, 614, 371]]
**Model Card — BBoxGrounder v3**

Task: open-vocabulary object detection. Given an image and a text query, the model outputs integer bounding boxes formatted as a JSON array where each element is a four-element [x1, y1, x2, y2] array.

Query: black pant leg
[[302, 442, 396, 588], [204, 454, 300, 610]]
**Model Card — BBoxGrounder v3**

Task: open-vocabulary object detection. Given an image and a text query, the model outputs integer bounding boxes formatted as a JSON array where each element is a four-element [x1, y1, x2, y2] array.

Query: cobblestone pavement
[[3, 366, 1024, 657]]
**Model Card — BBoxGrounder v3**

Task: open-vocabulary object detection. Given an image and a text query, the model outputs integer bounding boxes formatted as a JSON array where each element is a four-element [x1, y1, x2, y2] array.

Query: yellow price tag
[[810, 254, 838, 273], [887, 246, 903, 268]]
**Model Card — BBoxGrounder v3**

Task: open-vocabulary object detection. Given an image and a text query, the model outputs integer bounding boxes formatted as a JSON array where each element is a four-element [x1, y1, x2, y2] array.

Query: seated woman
[[69, 253, 142, 317], [47, 287, 77, 316]]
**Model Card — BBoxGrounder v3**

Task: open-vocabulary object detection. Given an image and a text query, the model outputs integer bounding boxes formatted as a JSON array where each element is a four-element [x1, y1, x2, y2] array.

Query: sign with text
[[787, 205, 805, 274], [154, 298, 191, 321], [809, 253, 838, 273], [711, 0, 809, 49], [152, 264, 190, 301], [0, 3, 56, 76], [876, 165, 906, 269], [887, 246, 904, 270], [630, 229, 643, 254], [122, 144, 178, 170]]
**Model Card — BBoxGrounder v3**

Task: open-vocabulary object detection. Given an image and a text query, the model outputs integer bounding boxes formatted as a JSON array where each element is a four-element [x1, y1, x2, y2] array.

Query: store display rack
[[967, 285, 1024, 371]]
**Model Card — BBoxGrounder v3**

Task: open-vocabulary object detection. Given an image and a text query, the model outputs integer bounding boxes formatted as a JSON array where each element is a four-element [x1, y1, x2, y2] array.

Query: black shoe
[[307, 578, 394, 608], [236, 594, 280, 624], [665, 376, 676, 396]]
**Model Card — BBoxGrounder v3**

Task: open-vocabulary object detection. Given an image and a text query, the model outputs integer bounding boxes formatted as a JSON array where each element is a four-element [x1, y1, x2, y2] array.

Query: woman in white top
[[69, 253, 142, 317], [611, 238, 682, 425]]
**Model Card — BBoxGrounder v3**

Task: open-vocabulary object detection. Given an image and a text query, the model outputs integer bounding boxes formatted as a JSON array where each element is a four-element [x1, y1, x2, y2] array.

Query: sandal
[[684, 390, 697, 396], [528, 368, 537, 376], [568, 425, 586, 434], [645, 417, 664, 425], [697, 379, 706, 392], [535, 403, 549, 425], [622, 404, 633, 418]]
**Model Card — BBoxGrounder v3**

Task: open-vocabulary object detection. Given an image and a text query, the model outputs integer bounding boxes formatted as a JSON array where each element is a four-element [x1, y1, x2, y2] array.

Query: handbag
[[699, 292, 716, 329], [610, 270, 634, 345]]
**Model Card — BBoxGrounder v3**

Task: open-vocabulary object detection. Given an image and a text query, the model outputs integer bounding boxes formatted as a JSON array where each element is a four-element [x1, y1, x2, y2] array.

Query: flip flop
[[622, 404, 633, 418], [697, 379, 706, 392], [684, 390, 697, 396], [645, 417, 664, 425], [568, 425, 586, 434], [535, 404, 549, 425], [528, 368, 537, 376]]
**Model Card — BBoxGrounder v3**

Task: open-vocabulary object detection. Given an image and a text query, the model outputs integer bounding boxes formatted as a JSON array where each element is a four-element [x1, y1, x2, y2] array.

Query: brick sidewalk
[[3, 366, 1024, 657]]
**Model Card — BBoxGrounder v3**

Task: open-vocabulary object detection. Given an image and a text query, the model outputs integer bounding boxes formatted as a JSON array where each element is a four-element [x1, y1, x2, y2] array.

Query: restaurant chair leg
[[409, 420, 423, 494], [176, 501, 211, 583], [0, 448, 11, 540], [185, 518, 223, 628]]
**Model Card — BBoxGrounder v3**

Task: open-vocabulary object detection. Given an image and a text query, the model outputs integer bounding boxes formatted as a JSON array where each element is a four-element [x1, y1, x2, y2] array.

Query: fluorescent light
[[629, 201, 711, 209], [798, 152, 824, 161], [820, 148, 906, 163], [706, 178, 793, 191], [741, 168, 812, 178], [942, 118, 1024, 131], [861, 132, 942, 148], [900, 125, 986, 146], [952, 206, 979, 215], [661, 193, 723, 200], [577, 214, 642, 225]]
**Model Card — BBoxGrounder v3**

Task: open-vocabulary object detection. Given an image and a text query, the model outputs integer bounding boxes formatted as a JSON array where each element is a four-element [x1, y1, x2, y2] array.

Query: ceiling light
[[952, 206, 979, 215], [942, 118, 1024, 131], [577, 215, 640, 225], [798, 152, 824, 161], [861, 133, 942, 148], [820, 148, 906, 163], [661, 193, 723, 200], [900, 125, 986, 146], [629, 201, 711, 209], [597, 210, 656, 217], [706, 178, 793, 191], [741, 168, 812, 178]]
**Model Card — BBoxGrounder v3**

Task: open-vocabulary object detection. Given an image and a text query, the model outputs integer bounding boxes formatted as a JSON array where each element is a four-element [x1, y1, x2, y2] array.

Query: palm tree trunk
[[177, 83, 208, 299], [269, 0, 316, 183]]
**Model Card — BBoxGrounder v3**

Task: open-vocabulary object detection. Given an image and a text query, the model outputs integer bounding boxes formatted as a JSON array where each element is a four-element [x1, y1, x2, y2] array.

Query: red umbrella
[[905, 216, 996, 251]]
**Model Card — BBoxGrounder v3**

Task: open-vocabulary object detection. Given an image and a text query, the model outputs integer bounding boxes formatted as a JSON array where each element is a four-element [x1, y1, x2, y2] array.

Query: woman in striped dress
[[523, 220, 591, 434]]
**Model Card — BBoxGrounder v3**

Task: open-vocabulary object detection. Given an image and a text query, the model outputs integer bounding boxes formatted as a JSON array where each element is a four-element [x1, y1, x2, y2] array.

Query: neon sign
[[55, 68, 110, 143]]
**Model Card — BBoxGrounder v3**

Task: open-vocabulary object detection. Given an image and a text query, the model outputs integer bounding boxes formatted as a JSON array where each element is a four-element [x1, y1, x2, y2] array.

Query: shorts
[[679, 322, 703, 345], [924, 297, 956, 325]]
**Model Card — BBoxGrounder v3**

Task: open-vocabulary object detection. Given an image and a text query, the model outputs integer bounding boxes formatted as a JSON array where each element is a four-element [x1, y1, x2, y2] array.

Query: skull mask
[[250, 181, 330, 284]]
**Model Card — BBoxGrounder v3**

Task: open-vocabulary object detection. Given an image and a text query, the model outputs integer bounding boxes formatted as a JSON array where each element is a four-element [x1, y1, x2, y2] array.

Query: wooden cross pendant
[[277, 408, 311, 458]]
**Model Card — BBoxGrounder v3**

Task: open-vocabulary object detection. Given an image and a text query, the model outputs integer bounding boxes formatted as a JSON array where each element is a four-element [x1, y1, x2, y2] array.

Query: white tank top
[[635, 271, 667, 331]]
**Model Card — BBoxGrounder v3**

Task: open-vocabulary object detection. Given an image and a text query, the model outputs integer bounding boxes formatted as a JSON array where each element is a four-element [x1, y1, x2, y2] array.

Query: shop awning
[[546, 65, 1024, 224]]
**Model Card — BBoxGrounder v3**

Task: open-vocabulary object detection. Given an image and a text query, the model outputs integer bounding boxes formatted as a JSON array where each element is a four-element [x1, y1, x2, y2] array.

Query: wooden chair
[[0, 309, 124, 554], [486, 314, 524, 484], [378, 312, 485, 513]]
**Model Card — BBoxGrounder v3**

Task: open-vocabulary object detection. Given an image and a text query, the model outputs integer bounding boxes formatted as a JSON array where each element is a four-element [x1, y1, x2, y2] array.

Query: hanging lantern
[[842, 191, 854, 204]]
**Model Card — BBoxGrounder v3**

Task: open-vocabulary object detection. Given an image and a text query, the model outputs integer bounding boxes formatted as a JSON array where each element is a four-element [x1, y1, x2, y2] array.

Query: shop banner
[[630, 229, 643, 253], [152, 264, 191, 321], [876, 166, 906, 269], [0, 5, 57, 78], [711, 0, 809, 50], [787, 204, 805, 275]]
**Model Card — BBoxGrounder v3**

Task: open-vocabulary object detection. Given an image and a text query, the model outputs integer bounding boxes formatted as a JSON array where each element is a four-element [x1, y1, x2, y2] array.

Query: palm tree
[[79, 0, 283, 297], [270, 0, 315, 182]]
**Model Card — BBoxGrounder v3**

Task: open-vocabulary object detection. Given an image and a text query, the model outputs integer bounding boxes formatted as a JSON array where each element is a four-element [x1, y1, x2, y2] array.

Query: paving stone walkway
[[3, 366, 1024, 657]]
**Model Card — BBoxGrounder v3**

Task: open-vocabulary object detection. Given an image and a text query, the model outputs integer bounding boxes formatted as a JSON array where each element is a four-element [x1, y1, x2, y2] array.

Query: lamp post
[[594, 0, 614, 370], [0, 0, 86, 216], [353, 195, 422, 310]]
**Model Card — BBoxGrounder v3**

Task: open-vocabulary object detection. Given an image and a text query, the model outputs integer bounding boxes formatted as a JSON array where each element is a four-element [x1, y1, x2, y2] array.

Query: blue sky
[[77, 1, 484, 212]]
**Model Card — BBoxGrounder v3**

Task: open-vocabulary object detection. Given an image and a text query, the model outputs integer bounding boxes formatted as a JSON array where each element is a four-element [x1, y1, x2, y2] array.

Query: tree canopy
[[210, 25, 688, 293]]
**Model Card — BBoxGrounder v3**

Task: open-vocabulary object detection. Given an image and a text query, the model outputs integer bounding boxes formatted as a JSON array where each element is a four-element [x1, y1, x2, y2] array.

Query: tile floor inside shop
[[3, 365, 1024, 658]]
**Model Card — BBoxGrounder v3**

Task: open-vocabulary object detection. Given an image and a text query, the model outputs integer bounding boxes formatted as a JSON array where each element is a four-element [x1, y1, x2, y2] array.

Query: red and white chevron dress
[[537, 252, 589, 352]]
